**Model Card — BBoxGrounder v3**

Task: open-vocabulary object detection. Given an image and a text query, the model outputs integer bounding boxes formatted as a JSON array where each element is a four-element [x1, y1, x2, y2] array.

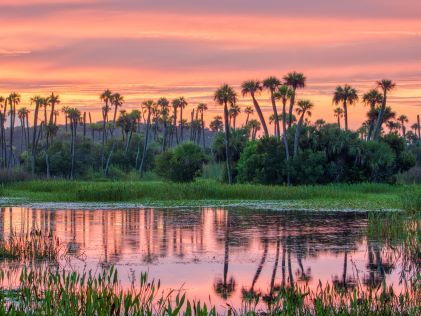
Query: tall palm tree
[[244, 106, 254, 125], [275, 85, 293, 162], [157, 97, 170, 151], [397, 114, 408, 138], [373, 80, 396, 140], [0, 96, 5, 167], [178, 97, 188, 142], [7, 92, 21, 168], [333, 107, 344, 129], [263, 76, 281, 140], [241, 80, 269, 136], [67, 108, 81, 180], [110, 92, 124, 132], [197, 103, 208, 148], [283, 72, 306, 129], [333, 85, 358, 131], [171, 98, 180, 145], [294, 100, 314, 156], [17, 107, 30, 151], [30, 96, 42, 175], [139, 100, 154, 177], [100, 89, 112, 144], [229, 103, 241, 130], [47, 93, 60, 125], [214, 84, 237, 184], [362, 89, 382, 140]]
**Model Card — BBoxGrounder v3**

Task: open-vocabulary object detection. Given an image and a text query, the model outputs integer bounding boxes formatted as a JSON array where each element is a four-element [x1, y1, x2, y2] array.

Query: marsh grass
[[0, 265, 419, 315], [3, 180, 421, 210], [0, 230, 63, 262]]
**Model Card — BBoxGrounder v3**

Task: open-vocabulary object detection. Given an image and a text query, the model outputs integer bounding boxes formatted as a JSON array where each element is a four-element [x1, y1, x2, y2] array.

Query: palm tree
[[367, 106, 396, 136], [214, 84, 237, 184], [47, 93, 60, 125], [229, 103, 241, 130], [244, 106, 254, 125], [294, 100, 314, 156], [0, 96, 5, 167], [100, 89, 112, 144], [7, 92, 21, 168], [314, 119, 326, 130], [157, 97, 170, 151], [397, 114, 408, 138], [110, 92, 124, 132], [333, 107, 344, 129], [386, 120, 400, 133], [210, 116, 223, 132], [171, 98, 180, 145], [241, 80, 269, 136], [178, 97, 188, 142], [247, 119, 261, 140], [362, 89, 382, 140], [373, 80, 396, 140], [67, 108, 81, 180], [197, 103, 208, 148], [263, 76, 281, 140], [139, 100, 154, 177], [275, 85, 293, 162], [29, 96, 42, 175], [17, 107, 30, 151], [333, 85, 358, 131], [283, 72, 306, 129]]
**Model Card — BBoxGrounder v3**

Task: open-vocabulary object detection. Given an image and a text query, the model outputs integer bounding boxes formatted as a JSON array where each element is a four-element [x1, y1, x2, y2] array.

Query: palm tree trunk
[[139, 110, 151, 177], [245, 113, 250, 125], [180, 107, 184, 142], [173, 108, 179, 145], [373, 91, 387, 140], [251, 239, 268, 291], [31, 102, 40, 175], [337, 116, 341, 129], [288, 88, 296, 129], [270, 239, 281, 294], [9, 102, 15, 168], [201, 113, 206, 149], [251, 93, 269, 136], [270, 91, 280, 141], [223, 102, 232, 184], [293, 113, 305, 156], [49, 101, 55, 125], [343, 101, 348, 131]]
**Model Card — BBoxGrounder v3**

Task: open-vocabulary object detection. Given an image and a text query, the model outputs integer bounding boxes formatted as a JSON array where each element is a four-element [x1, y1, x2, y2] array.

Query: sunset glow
[[1, 0, 420, 128]]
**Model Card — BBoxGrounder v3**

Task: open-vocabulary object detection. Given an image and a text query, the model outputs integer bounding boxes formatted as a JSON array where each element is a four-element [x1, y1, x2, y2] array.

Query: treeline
[[0, 73, 420, 184]]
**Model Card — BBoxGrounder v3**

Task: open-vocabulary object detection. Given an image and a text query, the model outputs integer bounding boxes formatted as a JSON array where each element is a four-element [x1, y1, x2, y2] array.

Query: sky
[[0, 0, 420, 128]]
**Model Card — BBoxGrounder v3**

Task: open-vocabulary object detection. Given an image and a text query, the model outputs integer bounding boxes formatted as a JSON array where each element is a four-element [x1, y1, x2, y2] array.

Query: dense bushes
[[155, 142, 206, 182], [237, 125, 416, 185]]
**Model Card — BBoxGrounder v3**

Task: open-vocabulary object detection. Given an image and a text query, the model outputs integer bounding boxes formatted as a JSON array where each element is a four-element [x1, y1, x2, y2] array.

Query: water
[[0, 207, 414, 311]]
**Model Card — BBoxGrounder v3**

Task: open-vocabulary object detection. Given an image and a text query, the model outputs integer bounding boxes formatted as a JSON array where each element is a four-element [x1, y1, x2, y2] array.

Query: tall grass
[[0, 230, 63, 262], [0, 265, 418, 315], [4, 180, 420, 205]]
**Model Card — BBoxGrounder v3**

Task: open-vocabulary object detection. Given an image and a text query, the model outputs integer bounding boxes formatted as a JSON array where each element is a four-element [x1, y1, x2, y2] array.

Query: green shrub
[[155, 142, 206, 182]]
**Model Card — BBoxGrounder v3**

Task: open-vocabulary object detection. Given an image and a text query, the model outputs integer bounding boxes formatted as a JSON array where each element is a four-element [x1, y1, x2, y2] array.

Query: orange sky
[[0, 0, 420, 129]]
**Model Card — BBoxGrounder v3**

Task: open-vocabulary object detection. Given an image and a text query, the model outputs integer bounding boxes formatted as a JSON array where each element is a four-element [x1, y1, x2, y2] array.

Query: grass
[[0, 230, 64, 262], [1, 180, 421, 210], [0, 264, 418, 315]]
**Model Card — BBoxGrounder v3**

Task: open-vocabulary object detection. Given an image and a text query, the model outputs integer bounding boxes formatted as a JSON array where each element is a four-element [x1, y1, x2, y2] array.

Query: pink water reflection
[[0, 207, 408, 311]]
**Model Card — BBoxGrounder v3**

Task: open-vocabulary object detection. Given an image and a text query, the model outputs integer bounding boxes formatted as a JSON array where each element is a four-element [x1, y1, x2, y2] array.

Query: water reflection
[[0, 207, 412, 309]]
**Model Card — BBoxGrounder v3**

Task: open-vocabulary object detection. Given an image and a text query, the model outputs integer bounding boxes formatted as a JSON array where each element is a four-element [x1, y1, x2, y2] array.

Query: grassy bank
[[1, 180, 421, 210]]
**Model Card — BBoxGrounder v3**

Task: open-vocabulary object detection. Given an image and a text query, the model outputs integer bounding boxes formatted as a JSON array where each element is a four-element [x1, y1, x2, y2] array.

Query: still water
[[0, 207, 412, 311]]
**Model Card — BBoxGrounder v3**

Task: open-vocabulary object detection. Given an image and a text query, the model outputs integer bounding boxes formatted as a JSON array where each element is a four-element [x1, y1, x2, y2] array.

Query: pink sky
[[0, 0, 420, 128]]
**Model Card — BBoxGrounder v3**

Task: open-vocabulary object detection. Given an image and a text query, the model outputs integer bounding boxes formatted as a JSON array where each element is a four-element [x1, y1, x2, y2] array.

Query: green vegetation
[[1, 180, 420, 210], [0, 265, 418, 315]]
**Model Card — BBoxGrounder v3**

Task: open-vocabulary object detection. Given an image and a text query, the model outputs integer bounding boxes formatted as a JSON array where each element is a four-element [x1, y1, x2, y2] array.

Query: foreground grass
[[1, 180, 421, 210]]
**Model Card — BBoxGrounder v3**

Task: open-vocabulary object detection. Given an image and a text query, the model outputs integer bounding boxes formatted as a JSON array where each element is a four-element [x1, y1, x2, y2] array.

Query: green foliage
[[155, 142, 206, 182], [236, 124, 415, 185]]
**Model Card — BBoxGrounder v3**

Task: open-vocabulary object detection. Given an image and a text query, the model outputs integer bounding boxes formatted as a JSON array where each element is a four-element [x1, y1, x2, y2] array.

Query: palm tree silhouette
[[294, 100, 314, 156], [214, 84, 237, 184], [244, 106, 254, 126], [362, 89, 382, 139], [397, 115, 409, 138], [241, 80, 268, 136], [333, 107, 344, 129], [373, 80, 396, 140], [139, 100, 154, 177], [333, 85, 358, 131], [263, 76, 281, 140], [283, 72, 306, 129]]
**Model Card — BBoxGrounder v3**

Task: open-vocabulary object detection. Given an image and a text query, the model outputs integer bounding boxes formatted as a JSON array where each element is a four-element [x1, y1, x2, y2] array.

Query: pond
[[0, 206, 417, 312]]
